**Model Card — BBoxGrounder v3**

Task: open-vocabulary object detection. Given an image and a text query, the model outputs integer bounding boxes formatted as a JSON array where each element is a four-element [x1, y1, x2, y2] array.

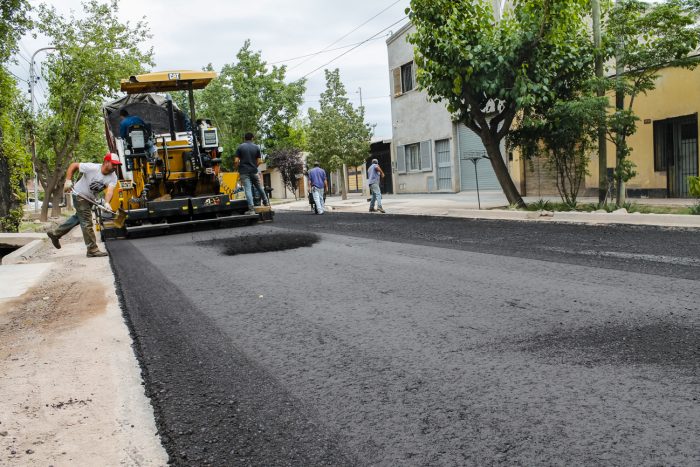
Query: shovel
[[71, 190, 127, 229]]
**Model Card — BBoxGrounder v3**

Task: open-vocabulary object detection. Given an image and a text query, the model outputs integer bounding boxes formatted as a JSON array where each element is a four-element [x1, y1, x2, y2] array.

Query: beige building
[[511, 65, 699, 199]]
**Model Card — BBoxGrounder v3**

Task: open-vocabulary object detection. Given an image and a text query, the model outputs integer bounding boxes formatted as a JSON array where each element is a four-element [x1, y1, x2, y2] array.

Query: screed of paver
[[0, 230, 167, 466]]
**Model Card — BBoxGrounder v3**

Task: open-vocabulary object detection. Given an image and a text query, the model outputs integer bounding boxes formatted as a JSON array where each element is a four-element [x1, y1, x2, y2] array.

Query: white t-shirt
[[73, 163, 117, 201]]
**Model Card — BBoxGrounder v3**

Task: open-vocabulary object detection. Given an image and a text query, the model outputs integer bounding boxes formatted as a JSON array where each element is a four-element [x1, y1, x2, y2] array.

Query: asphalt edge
[[106, 245, 172, 465]]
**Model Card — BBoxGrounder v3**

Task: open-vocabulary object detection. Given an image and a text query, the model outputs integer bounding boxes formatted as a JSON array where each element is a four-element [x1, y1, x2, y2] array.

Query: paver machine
[[99, 70, 272, 240]]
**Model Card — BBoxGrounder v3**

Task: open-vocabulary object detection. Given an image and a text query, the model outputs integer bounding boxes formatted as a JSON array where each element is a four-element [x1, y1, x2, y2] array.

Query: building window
[[401, 62, 414, 94], [406, 143, 421, 171], [397, 141, 434, 174]]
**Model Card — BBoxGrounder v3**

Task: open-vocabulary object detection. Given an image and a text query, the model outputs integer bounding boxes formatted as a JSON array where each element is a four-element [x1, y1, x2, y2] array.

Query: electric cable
[[269, 35, 389, 65], [301, 16, 408, 79], [289, 0, 403, 71], [2, 67, 28, 83]]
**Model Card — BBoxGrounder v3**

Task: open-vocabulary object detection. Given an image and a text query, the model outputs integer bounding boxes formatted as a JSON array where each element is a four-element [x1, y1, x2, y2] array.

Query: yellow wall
[[586, 66, 700, 193]]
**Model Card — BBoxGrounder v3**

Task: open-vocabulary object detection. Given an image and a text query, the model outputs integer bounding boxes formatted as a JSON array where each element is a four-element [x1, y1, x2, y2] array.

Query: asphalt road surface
[[108, 212, 700, 466]]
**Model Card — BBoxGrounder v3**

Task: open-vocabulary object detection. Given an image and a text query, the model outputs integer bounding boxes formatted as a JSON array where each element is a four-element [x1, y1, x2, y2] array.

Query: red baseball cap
[[104, 153, 122, 165]]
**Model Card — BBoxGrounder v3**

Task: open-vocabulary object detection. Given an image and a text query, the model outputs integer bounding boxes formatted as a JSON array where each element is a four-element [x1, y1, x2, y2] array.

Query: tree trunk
[[482, 135, 525, 208], [339, 168, 347, 201], [40, 175, 58, 221], [40, 196, 50, 221], [50, 189, 63, 218], [593, 0, 608, 204]]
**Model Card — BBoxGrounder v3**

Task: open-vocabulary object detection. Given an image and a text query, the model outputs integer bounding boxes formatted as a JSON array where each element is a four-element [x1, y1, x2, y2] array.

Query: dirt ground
[[0, 228, 167, 466]]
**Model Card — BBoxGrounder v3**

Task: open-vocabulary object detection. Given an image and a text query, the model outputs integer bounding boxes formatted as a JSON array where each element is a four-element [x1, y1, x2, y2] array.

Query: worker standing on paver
[[308, 161, 328, 215], [234, 133, 269, 215], [46, 153, 121, 257], [368, 158, 385, 213]]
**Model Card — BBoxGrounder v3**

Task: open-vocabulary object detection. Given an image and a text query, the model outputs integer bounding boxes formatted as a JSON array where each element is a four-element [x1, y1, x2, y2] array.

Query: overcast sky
[[14, 0, 411, 139]]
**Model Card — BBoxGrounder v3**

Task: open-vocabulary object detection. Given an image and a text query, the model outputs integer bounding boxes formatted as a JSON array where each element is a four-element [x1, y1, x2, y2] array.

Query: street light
[[463, 151, 490, 210], [29, 46, 57, 212]]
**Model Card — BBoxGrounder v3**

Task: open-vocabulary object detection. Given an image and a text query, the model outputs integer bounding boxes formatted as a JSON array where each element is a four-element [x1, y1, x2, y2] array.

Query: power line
[[301, 16, 408, 79], [303, 95, 390, 105], [289, 0, 404, 72], [2, 66, 28, 83], [269, 35, 389, 65]]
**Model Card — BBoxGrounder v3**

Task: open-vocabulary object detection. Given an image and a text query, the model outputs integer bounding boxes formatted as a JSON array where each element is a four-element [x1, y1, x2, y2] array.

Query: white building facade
[[386, 8, 510, 194]]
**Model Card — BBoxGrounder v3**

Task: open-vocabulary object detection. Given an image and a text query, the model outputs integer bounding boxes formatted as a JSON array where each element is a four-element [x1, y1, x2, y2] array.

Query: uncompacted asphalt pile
[[108, 212, 700, 466]]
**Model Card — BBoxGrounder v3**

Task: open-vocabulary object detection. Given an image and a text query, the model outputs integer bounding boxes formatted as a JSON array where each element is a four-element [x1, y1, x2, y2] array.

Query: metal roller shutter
[[458, 123, 503, 191]]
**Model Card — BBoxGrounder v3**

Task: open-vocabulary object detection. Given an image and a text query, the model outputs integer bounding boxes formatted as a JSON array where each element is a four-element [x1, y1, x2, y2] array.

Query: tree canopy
[[307, 69, 372, 198], [196, 41, 306, 168], [34, 0, 153, 219], [0, 0, 32, 231], [408, 0, 594, 207]]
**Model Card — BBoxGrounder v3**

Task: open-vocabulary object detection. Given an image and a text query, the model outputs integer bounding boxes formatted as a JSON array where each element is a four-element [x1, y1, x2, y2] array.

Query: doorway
[[654, 114, 699, 198], [435, 139, 453, 191]]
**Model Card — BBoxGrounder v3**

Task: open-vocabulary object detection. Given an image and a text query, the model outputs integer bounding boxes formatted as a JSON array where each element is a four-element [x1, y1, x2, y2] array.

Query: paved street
[[108, 212, 700, 466]]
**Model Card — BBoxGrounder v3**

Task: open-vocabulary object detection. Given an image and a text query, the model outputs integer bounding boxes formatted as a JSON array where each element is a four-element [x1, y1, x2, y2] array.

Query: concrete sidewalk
[[0, 229, 167, 465], [274, 191, 700, 228]]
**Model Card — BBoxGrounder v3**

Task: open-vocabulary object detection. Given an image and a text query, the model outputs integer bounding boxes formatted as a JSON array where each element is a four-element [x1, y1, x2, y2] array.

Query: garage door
[[458, 123, 503, 191]]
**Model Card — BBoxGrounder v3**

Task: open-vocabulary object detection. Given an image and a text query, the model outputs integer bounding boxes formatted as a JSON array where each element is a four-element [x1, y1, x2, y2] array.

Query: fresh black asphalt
[[108, 211, 700, 466]]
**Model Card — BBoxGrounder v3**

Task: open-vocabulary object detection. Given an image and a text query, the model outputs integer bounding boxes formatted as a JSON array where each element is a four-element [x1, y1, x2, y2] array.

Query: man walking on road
[[368, 158, 385, 213], [308, 161, 328, 215], [234, 133, 269, 215], [47, 153, 121, 257]]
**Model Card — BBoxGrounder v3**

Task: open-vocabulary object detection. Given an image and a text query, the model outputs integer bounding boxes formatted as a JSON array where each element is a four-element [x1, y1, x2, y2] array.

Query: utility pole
[[614, 0, 626, 206], [357, 87, 363, 108], [28, 46, 56, 212], [592, 0, 607, 205]]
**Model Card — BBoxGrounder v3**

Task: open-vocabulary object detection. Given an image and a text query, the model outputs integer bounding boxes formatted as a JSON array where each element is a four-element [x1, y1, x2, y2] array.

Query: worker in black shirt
[[234, 133, 269, 215]]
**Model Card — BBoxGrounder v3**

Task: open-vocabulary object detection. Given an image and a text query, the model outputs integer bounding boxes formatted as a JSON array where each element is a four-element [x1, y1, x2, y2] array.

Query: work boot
[[47, 232, 61, 249], [86, 250, 108, 258], [377, 207, 386, 213], [369, 208, 376, 212]]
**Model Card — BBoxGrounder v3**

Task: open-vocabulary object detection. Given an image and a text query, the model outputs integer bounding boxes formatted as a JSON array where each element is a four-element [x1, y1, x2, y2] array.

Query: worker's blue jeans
[[239, 173, 268, 209], [52, 194, 98, 252], [369, 183, 382, 210], [311, 186, 325, 214]]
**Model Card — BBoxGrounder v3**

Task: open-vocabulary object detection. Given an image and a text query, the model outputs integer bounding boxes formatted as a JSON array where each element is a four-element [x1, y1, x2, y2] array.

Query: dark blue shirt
[[308, 167, 326, 188], [119, 116, 147, 138]]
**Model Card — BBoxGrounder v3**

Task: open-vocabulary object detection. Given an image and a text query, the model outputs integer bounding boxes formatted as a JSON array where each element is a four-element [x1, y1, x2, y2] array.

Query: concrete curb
[[278, 204, 700, 229], [2, 240, 46, 265], [0, 233, 48, 265]]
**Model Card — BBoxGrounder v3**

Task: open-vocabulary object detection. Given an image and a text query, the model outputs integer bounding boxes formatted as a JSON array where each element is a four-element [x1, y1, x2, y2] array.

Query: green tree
[[197, 41, 306, 168], [307, 69, 372, 200], [408, 0, 594, 207], [0, 0, 31, 231], [510, 96, 608, 207], [34, 0, 153, 220], [604, 0, 700, 204]]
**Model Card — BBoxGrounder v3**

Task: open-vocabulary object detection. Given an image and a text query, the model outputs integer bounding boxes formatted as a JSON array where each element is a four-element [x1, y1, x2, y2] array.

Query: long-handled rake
[[71, 190, 127, 229]]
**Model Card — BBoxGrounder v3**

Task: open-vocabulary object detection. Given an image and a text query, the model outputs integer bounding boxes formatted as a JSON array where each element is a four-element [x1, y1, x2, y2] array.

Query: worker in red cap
[[47, 153, 122, 257]]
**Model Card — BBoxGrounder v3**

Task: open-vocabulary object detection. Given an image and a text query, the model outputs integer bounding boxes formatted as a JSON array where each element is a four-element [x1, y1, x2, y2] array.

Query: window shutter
[[396, 145, 406, 174], [420, 140, 433, 172], [412, 62, 418, 90], [392, 68, 402, 97]]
